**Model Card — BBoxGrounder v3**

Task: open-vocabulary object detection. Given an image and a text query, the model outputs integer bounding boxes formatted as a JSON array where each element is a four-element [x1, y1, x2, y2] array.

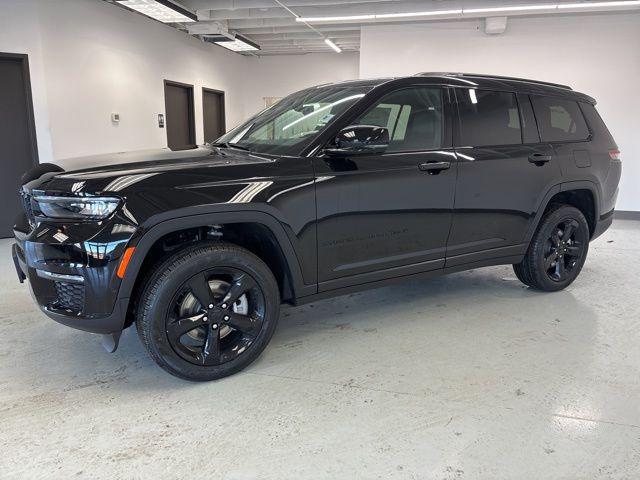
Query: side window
[[457, 89, 522, 147], [531, 96, 590, 142], [353, 87, 443, 152]]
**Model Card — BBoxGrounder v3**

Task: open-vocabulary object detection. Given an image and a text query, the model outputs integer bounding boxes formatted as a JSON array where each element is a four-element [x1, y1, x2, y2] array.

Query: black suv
[[13, 73, 621, 381]]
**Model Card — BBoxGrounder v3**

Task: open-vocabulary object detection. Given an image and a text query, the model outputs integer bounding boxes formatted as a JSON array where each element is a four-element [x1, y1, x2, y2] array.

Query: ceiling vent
[[485, 16, 508, 34]]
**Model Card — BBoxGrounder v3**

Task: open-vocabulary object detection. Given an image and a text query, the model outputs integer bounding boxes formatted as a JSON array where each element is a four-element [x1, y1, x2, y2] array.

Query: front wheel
[[513, 205, 590, 291], [136, 242, 280, 381]]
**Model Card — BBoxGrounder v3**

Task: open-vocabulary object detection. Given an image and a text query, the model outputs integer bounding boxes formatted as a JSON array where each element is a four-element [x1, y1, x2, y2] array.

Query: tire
[[513, 204, 590, 292], [512, 261, 533, 287], [136, 242, 280, 381]]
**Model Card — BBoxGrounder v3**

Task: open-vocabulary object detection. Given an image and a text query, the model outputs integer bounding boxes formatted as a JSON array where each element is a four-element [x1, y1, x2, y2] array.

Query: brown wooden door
[[203, 88, 225, 143], [164, 80, 195, 150], [0, 53, 38, 238]]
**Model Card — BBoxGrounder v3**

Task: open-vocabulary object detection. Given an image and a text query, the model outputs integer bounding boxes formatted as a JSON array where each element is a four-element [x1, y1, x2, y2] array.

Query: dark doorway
[[202, 88, 225, 143], [0, 53, 38, 238], [164, 80, 195, 150]]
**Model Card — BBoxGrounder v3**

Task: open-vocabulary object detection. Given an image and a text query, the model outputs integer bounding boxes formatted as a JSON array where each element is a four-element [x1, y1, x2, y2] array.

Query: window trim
[[452, 87, 525, 149], [516, 93, 541, 145], [530, 95, 592, 145]]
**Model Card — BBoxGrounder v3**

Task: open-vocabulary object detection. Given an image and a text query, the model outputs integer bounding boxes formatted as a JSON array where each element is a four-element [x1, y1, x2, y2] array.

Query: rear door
[[313, 85, 457, 290], [447, 88, 559, 267]]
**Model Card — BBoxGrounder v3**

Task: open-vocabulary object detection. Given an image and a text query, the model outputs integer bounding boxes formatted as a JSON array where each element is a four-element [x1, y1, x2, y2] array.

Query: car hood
[[53, 146, 264, 178], [25, 146, 281, 195]]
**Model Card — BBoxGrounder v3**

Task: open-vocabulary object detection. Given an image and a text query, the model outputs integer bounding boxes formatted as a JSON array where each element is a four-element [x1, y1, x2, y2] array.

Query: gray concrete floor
[[1, 221, 639, 479]]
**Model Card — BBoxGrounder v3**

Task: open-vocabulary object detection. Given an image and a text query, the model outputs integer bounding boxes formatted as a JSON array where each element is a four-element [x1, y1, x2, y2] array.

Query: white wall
[[38, 0, 252, 160], [243, 52, 360, 116], [0, 0, 54, 163], [360, 13, 640, 211], [0, 0, 359, 163]]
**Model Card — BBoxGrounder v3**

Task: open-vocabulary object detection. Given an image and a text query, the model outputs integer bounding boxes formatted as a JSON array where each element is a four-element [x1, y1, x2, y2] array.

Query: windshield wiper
[[211, 142, 250, 152]]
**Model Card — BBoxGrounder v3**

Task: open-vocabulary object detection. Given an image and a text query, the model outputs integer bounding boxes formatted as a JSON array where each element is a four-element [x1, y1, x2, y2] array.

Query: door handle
[[418, 161, 450, 174], [528, 153, 552, 165]]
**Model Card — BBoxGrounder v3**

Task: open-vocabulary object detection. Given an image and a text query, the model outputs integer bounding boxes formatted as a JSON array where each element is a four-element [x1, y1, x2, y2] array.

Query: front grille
[[54, 281, 84, 312], [21, 193, 36, 229]]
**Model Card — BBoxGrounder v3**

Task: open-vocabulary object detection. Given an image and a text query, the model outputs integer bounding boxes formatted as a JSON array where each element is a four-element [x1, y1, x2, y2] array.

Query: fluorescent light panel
[[297, 1, 640, 23], [559, 0, 640, 7], [297, 9, 462, 22], [464, 4, 556, 14], [116, 0, 196, 23], [206, 34, 260, 52], [324, 38, 342, 53]]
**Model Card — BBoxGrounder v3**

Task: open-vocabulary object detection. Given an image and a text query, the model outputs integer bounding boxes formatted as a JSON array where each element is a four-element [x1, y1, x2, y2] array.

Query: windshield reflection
[[216, 84, 372, 156]]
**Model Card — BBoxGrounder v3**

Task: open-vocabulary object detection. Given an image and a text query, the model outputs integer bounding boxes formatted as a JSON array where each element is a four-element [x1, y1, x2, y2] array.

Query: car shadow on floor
[[14, 266, 599, 394]]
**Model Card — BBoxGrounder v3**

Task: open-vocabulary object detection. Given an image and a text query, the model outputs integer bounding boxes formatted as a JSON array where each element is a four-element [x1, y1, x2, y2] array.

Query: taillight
[[609, 149, 621, 160]]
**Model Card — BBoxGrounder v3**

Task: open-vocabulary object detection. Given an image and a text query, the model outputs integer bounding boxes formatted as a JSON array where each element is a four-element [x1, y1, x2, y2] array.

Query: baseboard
[[614, 210, 640, 220]]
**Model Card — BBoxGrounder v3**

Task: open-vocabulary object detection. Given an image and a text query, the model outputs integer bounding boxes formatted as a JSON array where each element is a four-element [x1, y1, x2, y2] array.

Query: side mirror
[[324, 125, 389, 156]]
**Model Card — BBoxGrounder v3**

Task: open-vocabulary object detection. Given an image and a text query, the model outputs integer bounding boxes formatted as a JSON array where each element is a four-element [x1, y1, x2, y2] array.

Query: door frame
[[0, 52, 39, 166], [163, 79, 196, 148], [202, 87, 226, 139]]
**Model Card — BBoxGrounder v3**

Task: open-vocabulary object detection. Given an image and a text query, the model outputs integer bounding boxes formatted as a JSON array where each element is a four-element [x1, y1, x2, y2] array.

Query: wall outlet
[[111, 113, 120, 123]]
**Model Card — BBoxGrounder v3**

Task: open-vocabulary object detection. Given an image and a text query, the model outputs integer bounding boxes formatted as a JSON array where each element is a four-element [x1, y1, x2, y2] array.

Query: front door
[[446, 88, 560, 267], [313, 86, 457, 291]]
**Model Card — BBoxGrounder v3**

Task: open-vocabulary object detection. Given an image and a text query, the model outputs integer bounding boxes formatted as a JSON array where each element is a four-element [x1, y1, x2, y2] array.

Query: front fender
[[117, 207, 316, 316]]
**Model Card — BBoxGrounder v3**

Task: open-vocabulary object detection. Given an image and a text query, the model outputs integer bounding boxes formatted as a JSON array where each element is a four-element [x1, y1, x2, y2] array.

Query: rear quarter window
[[579, 102, 615, 144], [531, 96, 590, 142]]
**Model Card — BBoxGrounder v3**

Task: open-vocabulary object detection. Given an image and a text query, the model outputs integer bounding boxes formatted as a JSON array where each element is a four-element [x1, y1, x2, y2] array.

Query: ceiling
[[110, 0, 640, 56]]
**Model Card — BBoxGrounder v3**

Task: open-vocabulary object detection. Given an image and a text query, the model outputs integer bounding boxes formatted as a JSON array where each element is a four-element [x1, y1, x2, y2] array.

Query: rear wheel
[[136, 242, 280, 381], [513, 205, 589, 291]]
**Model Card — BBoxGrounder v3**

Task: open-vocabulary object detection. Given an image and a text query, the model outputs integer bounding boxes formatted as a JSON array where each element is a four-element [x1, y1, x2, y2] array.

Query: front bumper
[[13, 211, 138, 334]]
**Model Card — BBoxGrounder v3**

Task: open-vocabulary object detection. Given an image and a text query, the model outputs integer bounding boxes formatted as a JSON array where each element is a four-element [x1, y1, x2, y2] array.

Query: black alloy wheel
[[167, 267, 265, 366], [136, 242, 280, 381], [513, 205, 590, 291], [542, 218, 587, 283]]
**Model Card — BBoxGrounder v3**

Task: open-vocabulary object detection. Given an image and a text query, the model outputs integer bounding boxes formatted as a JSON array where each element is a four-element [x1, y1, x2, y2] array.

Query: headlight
[[32, 196, 120, 220]]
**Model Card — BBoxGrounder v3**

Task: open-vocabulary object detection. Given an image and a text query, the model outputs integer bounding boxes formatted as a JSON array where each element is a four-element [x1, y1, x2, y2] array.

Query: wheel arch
[[526, 181, 601, 243], [117, 210, 314, 329]]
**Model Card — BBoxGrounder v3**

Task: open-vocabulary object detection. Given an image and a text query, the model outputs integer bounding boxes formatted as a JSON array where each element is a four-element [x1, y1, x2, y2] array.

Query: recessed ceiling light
[[205, 34, 260, 52], [116, 0, 196, 23], [324, 38, 342, 53]]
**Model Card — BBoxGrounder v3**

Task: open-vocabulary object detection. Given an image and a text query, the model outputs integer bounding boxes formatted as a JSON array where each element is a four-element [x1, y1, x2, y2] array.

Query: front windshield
[[216, 84, 372, 155]]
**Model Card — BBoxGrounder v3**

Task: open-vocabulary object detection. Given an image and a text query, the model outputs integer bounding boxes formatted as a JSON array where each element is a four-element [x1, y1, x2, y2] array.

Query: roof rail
[[416, 72, 573, 91]]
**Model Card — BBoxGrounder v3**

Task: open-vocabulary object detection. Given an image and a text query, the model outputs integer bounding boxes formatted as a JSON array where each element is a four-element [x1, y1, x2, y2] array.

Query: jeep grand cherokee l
[[13, 73, 621, 381]]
